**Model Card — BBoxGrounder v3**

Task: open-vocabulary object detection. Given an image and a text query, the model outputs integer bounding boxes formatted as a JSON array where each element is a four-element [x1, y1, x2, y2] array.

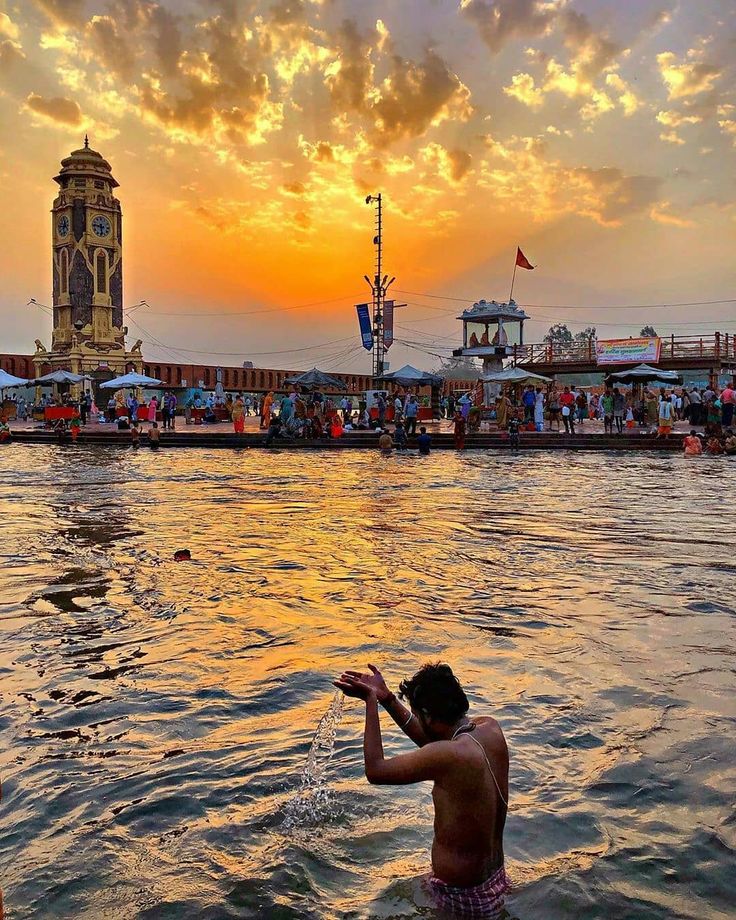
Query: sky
[[0, 0, 734, 373]]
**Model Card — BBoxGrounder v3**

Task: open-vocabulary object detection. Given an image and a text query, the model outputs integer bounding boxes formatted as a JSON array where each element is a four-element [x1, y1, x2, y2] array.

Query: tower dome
[[54, 135, 119, 188]]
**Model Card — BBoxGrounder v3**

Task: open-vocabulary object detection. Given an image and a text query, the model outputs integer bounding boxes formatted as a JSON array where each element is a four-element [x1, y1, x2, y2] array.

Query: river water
[[0, 445, 734, 919]]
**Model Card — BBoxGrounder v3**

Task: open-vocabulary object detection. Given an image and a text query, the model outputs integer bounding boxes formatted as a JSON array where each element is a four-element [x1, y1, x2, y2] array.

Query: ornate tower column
[[37, 137, 139, 385], [51, 135, 124, 349]]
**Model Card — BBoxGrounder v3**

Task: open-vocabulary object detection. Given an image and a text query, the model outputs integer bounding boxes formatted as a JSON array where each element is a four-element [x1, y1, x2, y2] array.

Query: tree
[[640, 325, 658, 337], [573, 326, 597, 343], [432, 356, 479, 379], [543, 323, 573, 345]]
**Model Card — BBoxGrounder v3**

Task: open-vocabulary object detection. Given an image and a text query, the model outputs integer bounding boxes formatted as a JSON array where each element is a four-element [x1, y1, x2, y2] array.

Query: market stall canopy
[[33, 370, 90, 385], [100, 372, 162, 389], [283, 367, 346, 390], [607, 363, 681, 384], [375, 364, 444, 387], [0, 369, 30, 387], [482, 366, 552, 384]]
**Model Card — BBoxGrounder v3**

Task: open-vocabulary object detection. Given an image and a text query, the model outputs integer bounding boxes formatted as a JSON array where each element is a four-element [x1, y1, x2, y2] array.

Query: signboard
[[383, 300, 394, 350], [356, 303, 373, 350], [595, 337, 661, 366]]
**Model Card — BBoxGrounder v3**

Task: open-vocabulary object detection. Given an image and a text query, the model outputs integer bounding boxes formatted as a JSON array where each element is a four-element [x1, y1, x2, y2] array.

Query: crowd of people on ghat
[[4, 377, 736, 459], [490, 380, 736, 442]]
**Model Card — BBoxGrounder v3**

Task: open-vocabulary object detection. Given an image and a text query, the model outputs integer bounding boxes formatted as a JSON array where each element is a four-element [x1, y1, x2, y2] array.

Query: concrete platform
[[5, 422, 686, 451]]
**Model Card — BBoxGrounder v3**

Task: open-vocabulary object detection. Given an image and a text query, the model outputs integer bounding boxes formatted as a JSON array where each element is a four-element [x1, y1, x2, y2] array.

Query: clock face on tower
[[91, 215, 112, 238], [57, 215, 69, 237]]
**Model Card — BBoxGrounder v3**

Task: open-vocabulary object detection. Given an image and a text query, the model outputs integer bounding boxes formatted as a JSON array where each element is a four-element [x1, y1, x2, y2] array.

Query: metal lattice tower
[[364, 193, 395, 378]]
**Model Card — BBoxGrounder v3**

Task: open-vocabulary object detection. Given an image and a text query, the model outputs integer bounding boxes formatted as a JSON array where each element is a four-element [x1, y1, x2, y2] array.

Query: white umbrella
[[100, 372, 162, 389], [483, 366, 552, 384], [284, 367, 347, 390], [33, 370, 89, 385], [0, 369, 29, 388], [607, 363, 681, 384], [375, 364, 444, 386]]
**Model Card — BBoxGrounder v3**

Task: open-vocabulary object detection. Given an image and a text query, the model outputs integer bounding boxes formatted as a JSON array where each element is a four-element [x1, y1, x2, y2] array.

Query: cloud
[[573, 167, 663, 224], [650, 202, 695, 228], [656, 109, 702, 127], [371, 50, 472, 146], [503, 72, 543, 109], [659, 130, 685, 145], [719, 119, 736, 146], [0, 39, 26, 74], [87, 15, 137, 80], [479, 135, 664, 227], [149, 4, 183, 76], [324, 19, 375, 114], [325, 23, 471, 148], [420, 143, 473, 183], [25, 91, 82, 125], [448, 148, 473, 181], [657, 51, 721, 99], [605, 73, 640, 116], [503, 11, 630, 121], [32, 0, 85, 27], [461, 0, 559, 54], [559, 9, 622, 82], [0, 13, 20, 40]]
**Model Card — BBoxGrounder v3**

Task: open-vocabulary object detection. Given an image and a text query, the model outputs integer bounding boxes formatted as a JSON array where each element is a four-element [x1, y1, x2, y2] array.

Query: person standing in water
[[334, 662, 509, 917], [453, 409, 466, 450]]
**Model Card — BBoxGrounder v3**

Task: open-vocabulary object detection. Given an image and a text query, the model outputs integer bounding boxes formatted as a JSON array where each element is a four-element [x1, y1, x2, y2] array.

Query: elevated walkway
[[512, 333, 735, 378]]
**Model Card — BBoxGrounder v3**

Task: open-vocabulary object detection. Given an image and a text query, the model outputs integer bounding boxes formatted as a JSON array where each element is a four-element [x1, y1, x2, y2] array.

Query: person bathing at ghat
[[335, 663, 509, 918]]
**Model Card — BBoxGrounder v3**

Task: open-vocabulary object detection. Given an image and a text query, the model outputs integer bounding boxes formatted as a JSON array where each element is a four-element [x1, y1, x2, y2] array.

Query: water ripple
[[0, 446, 734, 918]]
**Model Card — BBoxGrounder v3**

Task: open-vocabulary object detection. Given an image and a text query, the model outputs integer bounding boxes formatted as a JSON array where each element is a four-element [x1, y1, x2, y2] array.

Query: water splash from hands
[[282, 690, 345, 830]]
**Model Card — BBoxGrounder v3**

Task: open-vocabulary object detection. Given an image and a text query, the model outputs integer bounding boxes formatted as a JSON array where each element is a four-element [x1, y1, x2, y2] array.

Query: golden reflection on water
[[0, 445, 735, 919]]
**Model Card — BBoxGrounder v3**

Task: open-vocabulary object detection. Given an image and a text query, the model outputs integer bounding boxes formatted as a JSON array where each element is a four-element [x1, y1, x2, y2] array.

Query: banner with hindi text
[[356, 304, 373, 351], [595, 337, 661, 366], [383, 300, 394, 350]]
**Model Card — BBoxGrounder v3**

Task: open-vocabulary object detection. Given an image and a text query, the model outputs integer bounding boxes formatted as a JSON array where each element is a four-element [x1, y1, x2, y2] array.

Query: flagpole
[[508, 252, 518, 304]]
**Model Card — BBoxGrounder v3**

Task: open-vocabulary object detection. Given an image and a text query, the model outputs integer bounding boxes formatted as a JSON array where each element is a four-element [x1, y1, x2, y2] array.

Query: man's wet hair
[[399, 663, 469, 723]]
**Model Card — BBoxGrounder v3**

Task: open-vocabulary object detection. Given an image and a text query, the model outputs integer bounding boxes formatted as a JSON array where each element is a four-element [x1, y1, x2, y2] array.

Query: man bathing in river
[[335, 663, 509, 917]]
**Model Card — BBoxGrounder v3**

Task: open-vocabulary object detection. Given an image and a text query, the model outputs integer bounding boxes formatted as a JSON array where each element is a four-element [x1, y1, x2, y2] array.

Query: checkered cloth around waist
[[425, 864, 510, 918]]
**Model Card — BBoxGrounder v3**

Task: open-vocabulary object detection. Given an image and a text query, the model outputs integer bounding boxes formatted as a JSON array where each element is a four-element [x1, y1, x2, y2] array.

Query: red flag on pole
[[515, 247, 534, 270]]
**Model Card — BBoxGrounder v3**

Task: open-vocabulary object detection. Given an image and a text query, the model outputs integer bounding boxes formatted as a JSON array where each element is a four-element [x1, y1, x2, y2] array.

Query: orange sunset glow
[[0, 0, 735, 371]]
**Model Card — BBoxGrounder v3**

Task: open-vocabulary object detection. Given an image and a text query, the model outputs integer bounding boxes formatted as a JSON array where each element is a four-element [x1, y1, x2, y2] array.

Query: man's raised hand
[[334, 664, 390, 702]]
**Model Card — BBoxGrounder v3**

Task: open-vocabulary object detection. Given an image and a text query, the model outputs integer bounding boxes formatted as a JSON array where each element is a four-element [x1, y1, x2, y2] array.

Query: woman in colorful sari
[[147, 396, 158, 425], [260, 391, 274, 429], [495, 392, 512, 430], [453, 410, 466, 450], [231, 396, 245, 434]]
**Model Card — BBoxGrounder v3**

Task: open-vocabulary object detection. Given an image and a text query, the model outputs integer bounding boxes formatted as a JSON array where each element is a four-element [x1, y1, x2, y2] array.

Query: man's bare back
[[430, 718, 508, 886]]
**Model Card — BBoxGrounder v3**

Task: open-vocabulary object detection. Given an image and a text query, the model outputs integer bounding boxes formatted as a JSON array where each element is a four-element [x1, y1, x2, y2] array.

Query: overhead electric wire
[[133, 293, 362, 318], [394, 289, 736, 311]]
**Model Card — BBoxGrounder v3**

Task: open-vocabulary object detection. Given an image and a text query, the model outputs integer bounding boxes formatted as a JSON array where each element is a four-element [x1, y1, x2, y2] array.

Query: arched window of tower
[[60, 249, 68, 294], [96, 250, 107, 294]]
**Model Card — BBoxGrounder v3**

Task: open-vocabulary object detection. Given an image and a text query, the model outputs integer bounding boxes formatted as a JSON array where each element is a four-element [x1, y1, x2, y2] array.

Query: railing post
[[699, 338, 703, 357], [671, 334, 675, 358], [715, 331, 720, 360]]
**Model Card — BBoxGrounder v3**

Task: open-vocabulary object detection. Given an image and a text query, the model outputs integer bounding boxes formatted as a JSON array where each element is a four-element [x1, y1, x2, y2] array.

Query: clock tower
[[34, 137, 142, 382]]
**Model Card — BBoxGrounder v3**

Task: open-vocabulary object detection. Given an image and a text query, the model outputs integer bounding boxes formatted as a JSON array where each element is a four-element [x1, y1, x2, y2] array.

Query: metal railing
[[512, 333, 735, 366]]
